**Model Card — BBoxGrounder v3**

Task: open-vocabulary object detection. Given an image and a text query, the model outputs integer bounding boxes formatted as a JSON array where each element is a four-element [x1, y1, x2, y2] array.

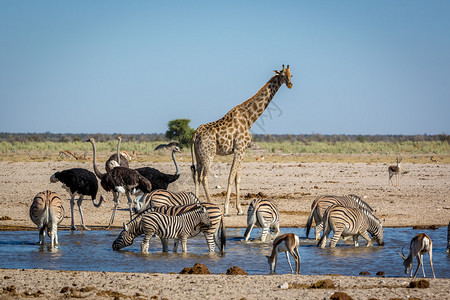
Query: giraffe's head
[[274, 65, 293, 89]]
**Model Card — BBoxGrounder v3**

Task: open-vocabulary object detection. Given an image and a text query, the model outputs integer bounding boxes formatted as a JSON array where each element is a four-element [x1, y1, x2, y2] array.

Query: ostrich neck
[[117, 138, 121, 165], [172, 150, 179, 175], [90, 140, 105, 179], [92, 195, 104, 208]]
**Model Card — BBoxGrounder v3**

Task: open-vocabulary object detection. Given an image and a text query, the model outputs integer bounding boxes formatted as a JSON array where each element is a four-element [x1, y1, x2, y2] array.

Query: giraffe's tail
[[190, 132, 197, 181]]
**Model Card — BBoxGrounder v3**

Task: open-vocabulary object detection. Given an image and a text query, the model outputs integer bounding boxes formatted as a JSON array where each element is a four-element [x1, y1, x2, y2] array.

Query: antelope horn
[[398, 247, 406, 259]]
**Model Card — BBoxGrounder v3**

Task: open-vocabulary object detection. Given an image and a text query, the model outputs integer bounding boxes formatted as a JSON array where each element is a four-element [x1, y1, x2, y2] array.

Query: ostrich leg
[[126, 192, 134, 220], [69, 194, 77, 230], [106, 192, 119, 230], [76, 195, 90, 230]]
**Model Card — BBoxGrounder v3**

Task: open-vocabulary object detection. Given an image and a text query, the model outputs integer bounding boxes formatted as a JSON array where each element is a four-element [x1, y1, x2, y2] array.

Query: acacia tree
[[165, 119, 195, 149]]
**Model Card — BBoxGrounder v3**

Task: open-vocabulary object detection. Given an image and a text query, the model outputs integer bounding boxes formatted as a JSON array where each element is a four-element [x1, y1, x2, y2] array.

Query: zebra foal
[[151, 203, 226, 253], [244, 199, 280, 242], [29, 190, 65, 247], [306, 194, 373, 240], [112, 204, 211, 253], [318, 205, 384, 248]]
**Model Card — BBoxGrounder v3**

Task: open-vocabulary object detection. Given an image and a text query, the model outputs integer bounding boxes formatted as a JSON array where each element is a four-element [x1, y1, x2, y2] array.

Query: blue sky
[[1, 1, 449, 135]]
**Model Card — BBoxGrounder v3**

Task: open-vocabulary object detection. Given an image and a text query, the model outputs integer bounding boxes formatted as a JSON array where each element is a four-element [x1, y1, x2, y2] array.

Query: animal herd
[[27, 65, 444, 277]]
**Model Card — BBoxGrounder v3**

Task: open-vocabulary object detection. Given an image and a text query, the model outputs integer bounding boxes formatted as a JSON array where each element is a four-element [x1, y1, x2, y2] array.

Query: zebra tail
[[317, 208, 331, 247], [190, 134, 196, 181], [215, 215, 226, 253], [40, 200, 50, 234], [306, 201, 319, 238], [243, 204, 256, 239]]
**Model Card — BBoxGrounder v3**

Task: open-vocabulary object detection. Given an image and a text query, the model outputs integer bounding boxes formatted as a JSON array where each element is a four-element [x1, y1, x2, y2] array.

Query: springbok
[[266, 233, 301, 274], [399, 233, 436, 278], [388, 157, 402, 186]]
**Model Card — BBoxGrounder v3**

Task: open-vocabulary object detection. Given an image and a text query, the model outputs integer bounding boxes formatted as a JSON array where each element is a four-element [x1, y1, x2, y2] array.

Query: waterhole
[[0, 227, 448, 277]]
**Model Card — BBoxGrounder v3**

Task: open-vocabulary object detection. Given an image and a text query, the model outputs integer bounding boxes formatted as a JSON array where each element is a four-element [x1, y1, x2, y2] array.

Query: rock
[[359, 271, 371, 275], [278, 282, 289, 289], [310, 279, 335, 289], [409, 279, 430, 288], [376, 271, 385, 277], [330, 291, 354, 300], [226, 266, 248, 275], [412, 225, 439, 230], [179, 263, 211, 274]]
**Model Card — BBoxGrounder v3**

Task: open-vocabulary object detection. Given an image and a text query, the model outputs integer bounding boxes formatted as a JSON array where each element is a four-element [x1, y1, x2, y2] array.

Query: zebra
[[150, 202, 226, 253], [318, 204, 384, 248], [29, 190, 65, 247], [306, 194, 374, 240], [133, 189, 199, 213], [112, 204, 211, 253], [243, 199, 280, 242]]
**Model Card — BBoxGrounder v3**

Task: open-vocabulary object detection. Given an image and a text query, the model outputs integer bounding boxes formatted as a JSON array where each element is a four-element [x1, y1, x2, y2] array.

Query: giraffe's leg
[[69, 193, 77, 230], [235, 159, 244, 215], [199, 158, 213, 202], [224, 152, 244, 216], [77, 195, 90, 230]]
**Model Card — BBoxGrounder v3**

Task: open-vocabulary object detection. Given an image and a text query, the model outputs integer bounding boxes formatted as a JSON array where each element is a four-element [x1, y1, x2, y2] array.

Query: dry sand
[[0, 155, 449, 299]]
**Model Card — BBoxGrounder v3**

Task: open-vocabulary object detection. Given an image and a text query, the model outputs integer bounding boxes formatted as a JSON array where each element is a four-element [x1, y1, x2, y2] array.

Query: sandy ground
[[0, 156, 449, 299], [1, 158, 449, 229], [1, 268, 449, 299]]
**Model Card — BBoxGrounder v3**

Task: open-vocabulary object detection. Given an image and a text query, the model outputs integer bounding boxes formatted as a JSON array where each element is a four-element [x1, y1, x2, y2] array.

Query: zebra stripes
[[151, 202, 226, 253], [244, 199, 280, 242], [318, 205, 384, 248], [112, 204, 211, 253], [306, 194, 374, 240], [29, 190, 65, 247], [134, 189, 199, 213]]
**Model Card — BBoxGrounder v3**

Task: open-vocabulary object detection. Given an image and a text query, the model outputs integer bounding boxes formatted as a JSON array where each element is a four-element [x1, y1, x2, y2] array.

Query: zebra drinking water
[[150, 203, 226, 253], [318, 204, 384, 248], [112, 204, 211, 253], [244, 199, 280, 242], [306, 194, 374, 240]]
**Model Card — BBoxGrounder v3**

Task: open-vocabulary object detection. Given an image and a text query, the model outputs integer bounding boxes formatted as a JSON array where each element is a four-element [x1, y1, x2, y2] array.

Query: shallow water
[[0, 227, 448, 277]]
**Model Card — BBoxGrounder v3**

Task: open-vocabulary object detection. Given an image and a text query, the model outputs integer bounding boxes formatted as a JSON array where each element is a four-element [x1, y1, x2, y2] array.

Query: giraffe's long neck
[[239, 75, 283, 127]]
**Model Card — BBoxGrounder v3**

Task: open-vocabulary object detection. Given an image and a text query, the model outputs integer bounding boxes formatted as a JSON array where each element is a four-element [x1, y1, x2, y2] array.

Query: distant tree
[[165, 119, 195, 149]]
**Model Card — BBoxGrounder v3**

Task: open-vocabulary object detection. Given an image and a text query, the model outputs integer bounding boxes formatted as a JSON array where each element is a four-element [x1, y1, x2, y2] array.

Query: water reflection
[[0, 227, 448, 277]]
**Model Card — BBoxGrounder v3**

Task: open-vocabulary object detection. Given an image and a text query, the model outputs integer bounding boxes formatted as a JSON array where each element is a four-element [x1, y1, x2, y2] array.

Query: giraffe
[[191, 65, 293, 216]]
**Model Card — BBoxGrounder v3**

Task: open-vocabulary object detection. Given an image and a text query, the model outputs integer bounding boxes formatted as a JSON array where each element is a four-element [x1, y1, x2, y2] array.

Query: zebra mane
[[361, 207, 381, 227], [124, 213, 144, 232], [349, 194, 374, 212]]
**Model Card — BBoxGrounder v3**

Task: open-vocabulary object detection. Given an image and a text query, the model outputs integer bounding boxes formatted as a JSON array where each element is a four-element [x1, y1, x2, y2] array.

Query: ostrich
[[154, 141, 179, 151], [136, 146, 181, 190], [50, 168, 104, 230], [87, 137, 152, 229], [134, 146, 181, 210], [105, 136, 129, 173]]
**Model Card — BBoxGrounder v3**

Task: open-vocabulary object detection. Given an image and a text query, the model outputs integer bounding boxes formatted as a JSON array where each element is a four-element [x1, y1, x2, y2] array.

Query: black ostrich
[[87, 137, 152, 229], [50, 168, 104, 230], [136, 146, 181, 190], [105, 136, 129, 173]]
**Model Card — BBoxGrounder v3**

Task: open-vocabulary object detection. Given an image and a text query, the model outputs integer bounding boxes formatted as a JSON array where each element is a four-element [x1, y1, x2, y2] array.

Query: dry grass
[[1, 142, 449, 164]]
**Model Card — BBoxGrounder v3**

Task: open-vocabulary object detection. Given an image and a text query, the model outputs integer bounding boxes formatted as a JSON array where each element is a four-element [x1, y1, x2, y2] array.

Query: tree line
[[1, 132, 448, 144]]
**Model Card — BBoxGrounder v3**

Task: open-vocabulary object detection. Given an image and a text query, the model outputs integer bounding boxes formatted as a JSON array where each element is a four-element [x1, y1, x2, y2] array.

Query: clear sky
[[1, 1, 449, 135]]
